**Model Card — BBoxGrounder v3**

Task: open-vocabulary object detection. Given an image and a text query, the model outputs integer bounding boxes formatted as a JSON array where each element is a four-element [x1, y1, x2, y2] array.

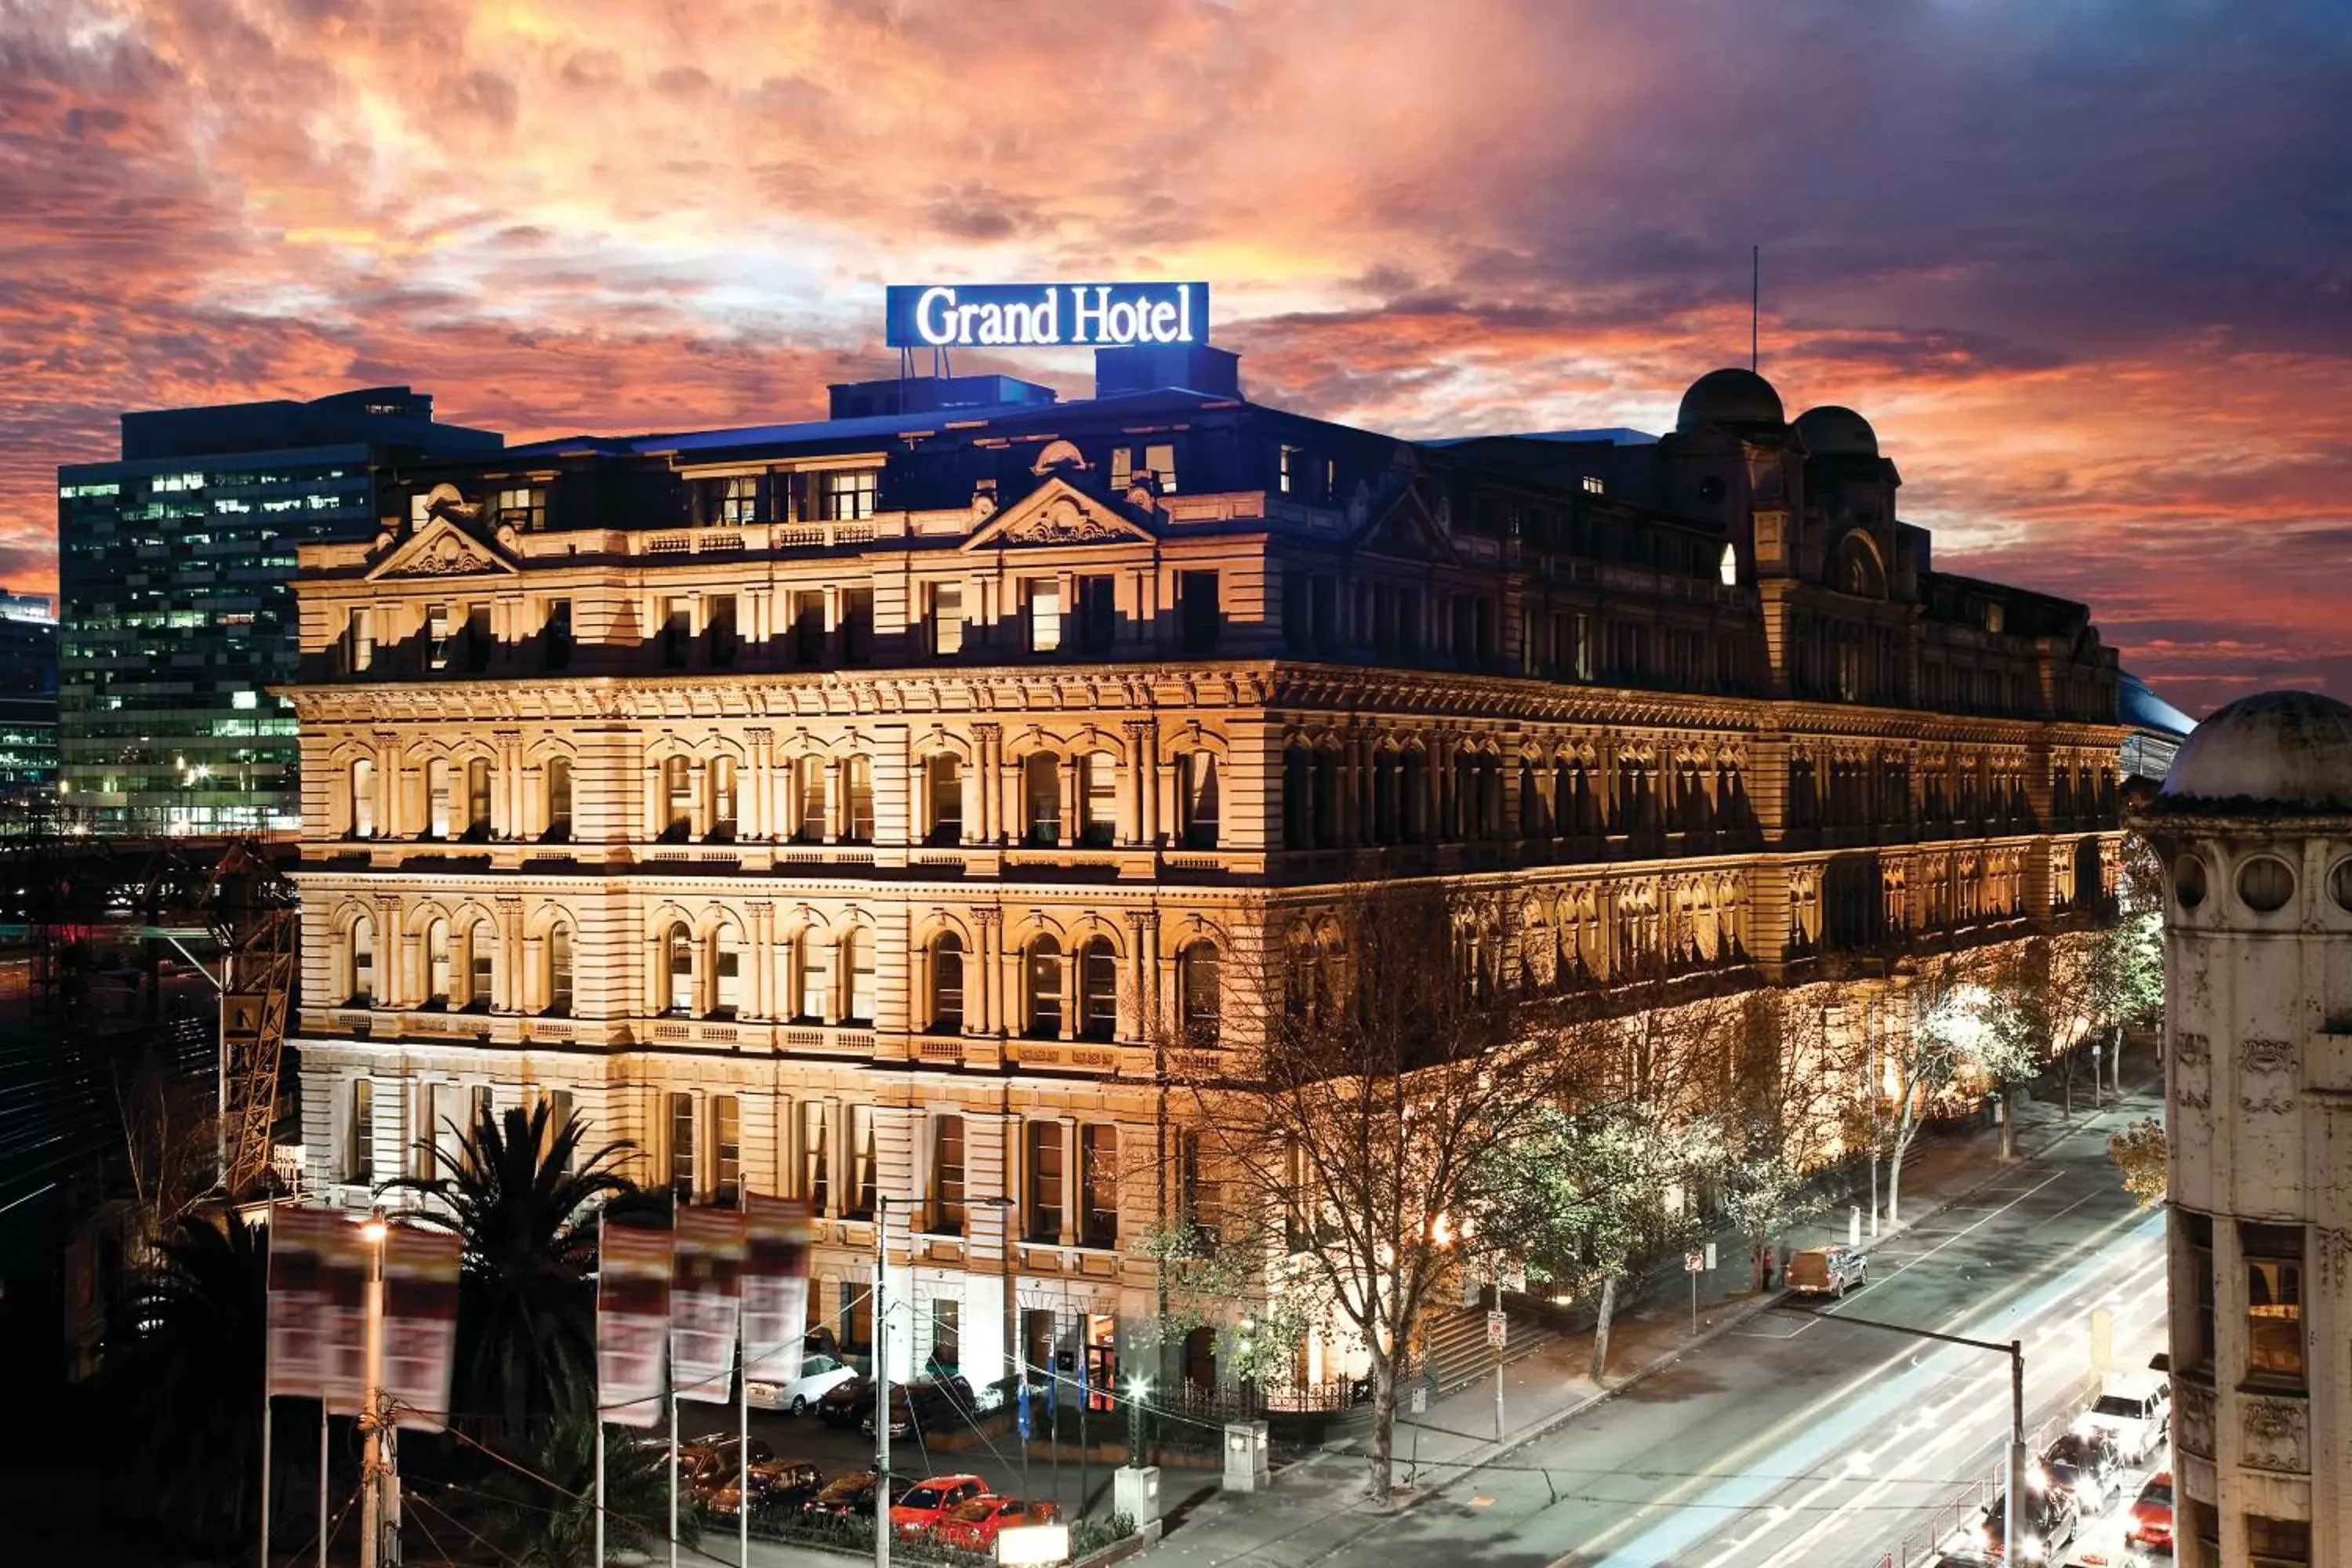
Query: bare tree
[[1184, 881, 1584, 1505], [1882, 964, 1977, 1225], [114, 1054, 220, 1258]]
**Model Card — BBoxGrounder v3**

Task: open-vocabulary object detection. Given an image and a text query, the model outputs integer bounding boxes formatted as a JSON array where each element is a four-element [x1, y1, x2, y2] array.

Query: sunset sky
[[5, 0, 2348, 717]]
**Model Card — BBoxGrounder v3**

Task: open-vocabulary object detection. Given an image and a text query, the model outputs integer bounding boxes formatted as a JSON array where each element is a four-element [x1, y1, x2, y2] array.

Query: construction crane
[[202, 841, 299, 1199]]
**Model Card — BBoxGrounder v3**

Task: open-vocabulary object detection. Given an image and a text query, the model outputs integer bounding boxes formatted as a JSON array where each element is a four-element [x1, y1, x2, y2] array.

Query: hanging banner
[[381, 1227, 463, 1431], [266, 1206, 339, 1399], [597, 1221, 673, 1428], [318, 1212, 374, 1415], [672, 1207, 746, 1404], [741, 1195, 814, 1386]]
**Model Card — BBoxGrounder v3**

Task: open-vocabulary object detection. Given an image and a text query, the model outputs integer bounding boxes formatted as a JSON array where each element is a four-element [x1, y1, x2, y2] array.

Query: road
[[1163, 1111, 2165, 1568]]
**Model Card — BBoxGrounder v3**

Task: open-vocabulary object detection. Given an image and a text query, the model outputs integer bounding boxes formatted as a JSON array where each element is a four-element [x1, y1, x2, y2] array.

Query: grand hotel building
[[284, 345, 2127, 1397]]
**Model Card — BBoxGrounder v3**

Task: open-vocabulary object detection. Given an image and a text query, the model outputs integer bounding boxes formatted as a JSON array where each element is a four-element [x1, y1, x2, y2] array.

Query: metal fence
[[1880, 1405, 2080, 1567]]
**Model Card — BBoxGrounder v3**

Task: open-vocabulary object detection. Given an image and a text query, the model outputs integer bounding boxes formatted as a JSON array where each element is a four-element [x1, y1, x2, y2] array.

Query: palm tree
[[378, 1099, 643, 1450], [125, 1205, 268, 1546]]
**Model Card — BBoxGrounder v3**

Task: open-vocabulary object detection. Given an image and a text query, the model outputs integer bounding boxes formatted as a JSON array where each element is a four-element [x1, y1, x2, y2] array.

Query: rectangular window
[[547, 925, 573, 1014], [1076, 574, 1115, 654], [1082, 752, 1118, 846], [348, 608, 375, 673], [717, 474, 760, 527], [1179, 1130, 1221, 1244], [1179, 752, 1220, 849], [822, 469, 877, 521], [495, 484, 547, 531], [713, 1095, 740, 1207], [1573, 612, 1594, 681], [426, 604, 452, 670], [839, 586, 873, 664], [1178, 571, 1221, 655], [1026, 1121, 1065, 1243], [1583, 474, 1605, 495], [929, 1299, 960, 1374], [544, 600, 572, 671], [1278, 444, 1302, 495], [668, 1091, 695, 1202], [844, 758, 874, 843], [790, 590, 825, 665], [931, 1115, 966, 1233], [797, 932, 832, 1020], [929, 582, 964, 656], [848, 1105, 877, 1218], [346, 1080, 374, 1183], [465, 758, 491, 837], [2242, 1221, 2305, 1387], [2184, 1210, 2216, 1372], [2247, 1515, 2310, 1565], [706, 594, 738, 669], [1080, 1125, 1119, 1248], [1027, 579, 1062, 653], [662, 597, 691, 669], [802, 1102, 831, 1212], [927, 756, 963, 844], [546, 1089, 574, 1170], [464, 605, 492, 672], [1145, 442, 1178, 494], [1109, 446, 1134, 489]]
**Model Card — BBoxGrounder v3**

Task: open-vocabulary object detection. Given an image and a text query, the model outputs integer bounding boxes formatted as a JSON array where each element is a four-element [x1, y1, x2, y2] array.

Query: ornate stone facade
[[285, 363, 2126, 1396], [2138, 691, 2352, 1568]]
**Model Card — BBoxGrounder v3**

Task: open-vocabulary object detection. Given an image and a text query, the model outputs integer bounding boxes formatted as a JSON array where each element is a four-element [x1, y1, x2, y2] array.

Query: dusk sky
[[5, 0, 2348, 717]]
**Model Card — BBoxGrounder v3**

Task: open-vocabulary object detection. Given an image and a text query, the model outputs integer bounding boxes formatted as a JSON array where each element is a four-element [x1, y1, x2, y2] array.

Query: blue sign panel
[[886, 282, 1207, 349]]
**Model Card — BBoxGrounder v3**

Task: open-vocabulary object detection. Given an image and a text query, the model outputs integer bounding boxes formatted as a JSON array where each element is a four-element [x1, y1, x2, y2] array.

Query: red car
[[2126, 1471, 2174, 1549], [933, 1496, 1062, 1552], [889, 1473, 989, 1538]]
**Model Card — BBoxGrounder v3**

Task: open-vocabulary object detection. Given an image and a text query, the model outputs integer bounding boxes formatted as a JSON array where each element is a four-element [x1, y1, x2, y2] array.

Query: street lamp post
[[874, 1192, 891, 1568], [358, 1210, 399, 1568], [1804, 1308, 2027, 1562], [1126, 1375, 1149, 1468]]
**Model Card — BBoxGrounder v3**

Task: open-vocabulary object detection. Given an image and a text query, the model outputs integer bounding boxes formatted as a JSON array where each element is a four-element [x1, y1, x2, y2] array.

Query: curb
[[1370, 1075, 2161, 1521]]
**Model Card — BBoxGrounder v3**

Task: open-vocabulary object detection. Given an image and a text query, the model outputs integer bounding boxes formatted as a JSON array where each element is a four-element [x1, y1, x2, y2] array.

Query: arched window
[[464, 757, 492, 839], [843, 756, 874, 843], [1080, 938, 1118, 1040], [426, 758, 452, 838], [929, 933, 965, 1033], [712, 924, 742, 1017], [793, 757, 828, 844], [348, 915, 376, 1004], [463, 917, 493, 1009], [546, 924, 574, 1016], [793, 932, 832, 1022], [1023, 753, 1061, 846], [661, 921, 693, 1016], [1179, 942, 1221, 1044], [842, 927, 875, 1024], [425, 917, 452, 1006], [1519, 761, 1549, 839], [350, 758, 378, 839], [708, 757, 738, 842], [662, 757, 692, 840], [544, 757, 573, 841], [1025, 937, 1064, 1037], [1080, 752, 1119, 846], [924, 755, 963, 846]]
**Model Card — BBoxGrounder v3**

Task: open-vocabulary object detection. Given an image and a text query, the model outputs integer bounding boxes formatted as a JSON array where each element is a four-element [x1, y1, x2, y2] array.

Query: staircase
[[1419, 1301, 1566, 1397]]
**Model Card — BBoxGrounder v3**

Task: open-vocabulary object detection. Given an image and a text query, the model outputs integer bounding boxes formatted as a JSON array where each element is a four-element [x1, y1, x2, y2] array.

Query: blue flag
[[1017, 1370, 1031, 1439]]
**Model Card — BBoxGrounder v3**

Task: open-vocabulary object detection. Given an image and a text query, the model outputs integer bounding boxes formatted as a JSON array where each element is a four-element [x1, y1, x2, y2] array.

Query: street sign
[[1704, 1242, 1717, 1271], [1684, 1250, 1704, 1273], [1486, 1310, 1508, 1352]]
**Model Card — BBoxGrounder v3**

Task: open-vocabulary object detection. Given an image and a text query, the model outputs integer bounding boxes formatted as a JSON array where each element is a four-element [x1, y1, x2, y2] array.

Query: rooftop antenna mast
[[1751, 245, 1760, 372]]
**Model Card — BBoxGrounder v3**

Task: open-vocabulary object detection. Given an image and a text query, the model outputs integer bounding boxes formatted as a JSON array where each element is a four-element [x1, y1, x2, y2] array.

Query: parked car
[[861, 1375, 980, 1440], [801, 1469, 880, 1523], [705, 1458, 822, 1519], [678, 1436, 775, 1501], [2125, 1471, 2174, 1551], [815, 1375, 877, 1428], [933, 1496, 1062, 1553], [2041, 1428, 2125, 1511], [888, 1474, 990, 1538], [746, 1352, 862, 1415], [1786, 1244, 1868, 1298], [2080, 1375, 2172, 1465], [1976, 1481, 2079, 1563]]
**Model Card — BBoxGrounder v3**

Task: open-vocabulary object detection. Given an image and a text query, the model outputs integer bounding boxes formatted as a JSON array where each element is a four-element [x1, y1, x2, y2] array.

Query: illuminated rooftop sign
[[886, 282, 1207, 349]]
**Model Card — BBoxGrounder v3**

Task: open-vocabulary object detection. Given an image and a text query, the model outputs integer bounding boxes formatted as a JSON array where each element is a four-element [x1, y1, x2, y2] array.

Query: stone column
[[1125, 720, 1156, 846], [974, 907, 1003, 1036], [973, 723, 1001, 844], [1125, 909, 1158, 1041]]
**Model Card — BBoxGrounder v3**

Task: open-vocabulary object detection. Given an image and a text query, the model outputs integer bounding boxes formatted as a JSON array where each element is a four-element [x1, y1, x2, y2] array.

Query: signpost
[[1685, 1249, 1705, 1336], [1486, 1310, 1508, 1439]]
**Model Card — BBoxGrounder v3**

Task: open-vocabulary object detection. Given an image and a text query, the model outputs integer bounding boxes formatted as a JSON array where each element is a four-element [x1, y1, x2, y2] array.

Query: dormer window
[[495, 485, 547, 531], [821, 470, 877, 521], [1985, 603, 2006, 635]]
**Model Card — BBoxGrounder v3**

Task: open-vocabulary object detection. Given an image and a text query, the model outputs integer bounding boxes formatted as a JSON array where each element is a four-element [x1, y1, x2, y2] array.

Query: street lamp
[[357, 1210, 398, 1568], [1125, 1375, 1151, 1469]]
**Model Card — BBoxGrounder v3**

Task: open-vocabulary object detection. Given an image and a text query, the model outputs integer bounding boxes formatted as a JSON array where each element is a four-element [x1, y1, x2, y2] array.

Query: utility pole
[[875, 1194, 891, 1568], [358, 1211, 398, 1568]]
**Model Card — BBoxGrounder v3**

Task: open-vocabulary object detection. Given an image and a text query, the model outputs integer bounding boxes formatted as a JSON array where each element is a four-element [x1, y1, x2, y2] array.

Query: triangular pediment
[[368, 516, 520, 581], [962, 476, 1158, 550], [1357, 487, 1459, 564]]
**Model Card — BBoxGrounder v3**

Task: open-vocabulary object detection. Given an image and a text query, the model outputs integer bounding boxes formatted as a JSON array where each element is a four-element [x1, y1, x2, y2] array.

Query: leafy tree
[[2108, 1118, 2168, 1207], [1474, 1096, 1722, 1380], [378, 1100, 644, 1451], [1188, 882, 1581, 1504], [1882, 970, 1973, 1225], [122, 1206, 267, 1548]]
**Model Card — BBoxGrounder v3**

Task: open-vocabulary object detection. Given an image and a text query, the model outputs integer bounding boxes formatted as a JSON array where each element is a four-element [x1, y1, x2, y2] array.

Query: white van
[[2079, 1374, 2172, 1465]]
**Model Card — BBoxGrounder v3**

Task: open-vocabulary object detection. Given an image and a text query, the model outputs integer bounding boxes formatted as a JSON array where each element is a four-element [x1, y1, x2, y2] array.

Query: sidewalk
[[1138, 1065, 2163, 1564]]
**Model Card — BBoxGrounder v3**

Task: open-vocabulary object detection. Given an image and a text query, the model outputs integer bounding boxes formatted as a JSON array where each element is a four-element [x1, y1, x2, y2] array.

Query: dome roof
[[2159, 690, 2352, 811], [1795, 404, 1878, 456], [1676, 368, 1784, 434]]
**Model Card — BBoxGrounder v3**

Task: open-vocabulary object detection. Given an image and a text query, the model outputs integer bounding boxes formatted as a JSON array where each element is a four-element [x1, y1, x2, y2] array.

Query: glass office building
[[56, 387, 501, 835], [0, 590, 58, 837]]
